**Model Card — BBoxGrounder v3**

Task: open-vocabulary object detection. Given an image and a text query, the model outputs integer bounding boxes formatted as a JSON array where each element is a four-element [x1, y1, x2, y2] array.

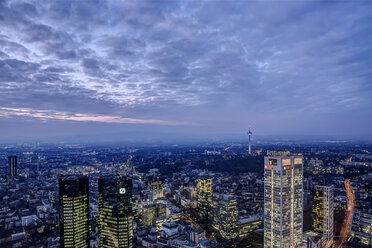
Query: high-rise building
[[196, 176, 213, 220], [313, 185, 334, 247], [351, 210, 372, 246], [8, 156, 17, 178], [140, 204, 157, 227], [98, 176, 133, 248], [59, 175, 90, 248], [264, 152, 303, 248], [148, 176, 164, 201], [213, 195, 239, 241]]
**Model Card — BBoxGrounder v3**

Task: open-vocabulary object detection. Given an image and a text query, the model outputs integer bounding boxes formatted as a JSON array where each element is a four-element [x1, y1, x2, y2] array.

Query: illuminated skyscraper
[[98, 176, 133, 248], [8, 156, 17, 178], [264, 152, 303, 248], [59, 175, 90, 248], [196, 176, 213, 220], [213, 195, 239, 241], [313, 185, 334, 247]]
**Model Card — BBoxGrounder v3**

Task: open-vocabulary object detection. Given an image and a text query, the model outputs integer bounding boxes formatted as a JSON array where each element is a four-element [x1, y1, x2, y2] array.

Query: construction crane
[[346, 155, 353, 163]]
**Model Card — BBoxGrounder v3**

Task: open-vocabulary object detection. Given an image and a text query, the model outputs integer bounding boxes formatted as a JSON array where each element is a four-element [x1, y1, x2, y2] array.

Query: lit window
[[282, 159, 291, 166], [269, 159, 277, 165], [294, 158, 302, 164]]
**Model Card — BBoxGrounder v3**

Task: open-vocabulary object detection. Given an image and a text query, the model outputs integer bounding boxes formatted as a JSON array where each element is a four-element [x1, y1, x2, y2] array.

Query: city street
[[335, 179, 355, 248]]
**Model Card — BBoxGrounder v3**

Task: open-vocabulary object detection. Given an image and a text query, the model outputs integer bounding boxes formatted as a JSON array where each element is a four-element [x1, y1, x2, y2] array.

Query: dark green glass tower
[[59, 175, 90, 248], [98, 176, 133, 248]]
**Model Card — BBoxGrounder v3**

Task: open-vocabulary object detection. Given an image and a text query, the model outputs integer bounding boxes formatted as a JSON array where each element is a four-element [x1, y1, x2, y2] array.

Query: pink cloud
[[0, 107, 193, 126]]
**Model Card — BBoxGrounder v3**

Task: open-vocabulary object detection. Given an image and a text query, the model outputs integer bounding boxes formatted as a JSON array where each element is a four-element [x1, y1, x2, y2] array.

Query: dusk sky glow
[[0, 0, 372, 142]]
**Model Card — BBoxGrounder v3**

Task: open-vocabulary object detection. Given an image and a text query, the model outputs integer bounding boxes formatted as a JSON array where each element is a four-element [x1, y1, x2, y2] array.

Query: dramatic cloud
[[0, 107, 193, 125], [0, 0, 371, 140]]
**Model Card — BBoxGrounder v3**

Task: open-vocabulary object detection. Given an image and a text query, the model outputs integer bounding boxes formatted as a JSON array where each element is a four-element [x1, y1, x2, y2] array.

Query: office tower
[[264, 152, 303, 248], [196, 176, 213, 220], [313, 185, 334, 247], [140, 204, 157, 227], [148, 176, 164, 200], [8, 156, 17, 178], [351, 210, 372, 246], [98, 176, 133, 248], [213, 195, 238, 241], [59, 175, 90, 248]]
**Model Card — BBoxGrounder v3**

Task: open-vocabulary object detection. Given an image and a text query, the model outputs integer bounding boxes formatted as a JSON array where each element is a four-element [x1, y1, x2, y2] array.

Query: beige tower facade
[[264, 152, 303, 248]]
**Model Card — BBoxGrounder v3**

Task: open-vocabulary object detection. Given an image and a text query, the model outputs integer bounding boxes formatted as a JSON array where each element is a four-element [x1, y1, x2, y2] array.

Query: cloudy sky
[[0, 0, 371, 142]]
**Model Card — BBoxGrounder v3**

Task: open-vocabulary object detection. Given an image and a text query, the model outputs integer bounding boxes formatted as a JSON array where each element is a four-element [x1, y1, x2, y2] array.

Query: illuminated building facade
[[313, 185, 334, 247], [140, 204, 157, 227], [59, 175, 90, 248], [154, 212, 183, 231], [8, 156, 17, 178], [264, 152, 303, 248], [238, 215, 262, 238], [196, 177, 213, 220], [351, 210, 372, 246], [98, 176, 133, 248], [148, 176, 164, 200], [213, 195, 238, 241]]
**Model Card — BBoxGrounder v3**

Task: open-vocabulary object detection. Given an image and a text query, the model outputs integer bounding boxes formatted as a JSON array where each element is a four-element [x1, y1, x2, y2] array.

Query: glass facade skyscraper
[[213, 195, 239, 241], [313, 185, 334, 247], [98, 176, 133, 248], [196, 176, 213, 220], [264, 152, 303, 248], [59, 175, 90, 248]]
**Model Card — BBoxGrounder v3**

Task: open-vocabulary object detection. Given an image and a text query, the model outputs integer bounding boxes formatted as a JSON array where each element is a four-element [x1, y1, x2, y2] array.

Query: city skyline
[[0, 1, 371, 245], [0, 140, 370, 247], [1, 0, 372, 142]]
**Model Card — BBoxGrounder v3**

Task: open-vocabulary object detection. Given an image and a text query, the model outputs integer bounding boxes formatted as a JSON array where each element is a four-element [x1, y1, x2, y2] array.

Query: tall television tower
[[248, 128, 252, 155]]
